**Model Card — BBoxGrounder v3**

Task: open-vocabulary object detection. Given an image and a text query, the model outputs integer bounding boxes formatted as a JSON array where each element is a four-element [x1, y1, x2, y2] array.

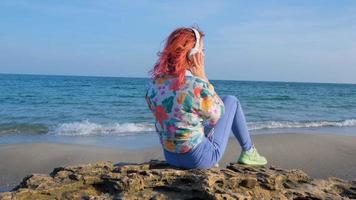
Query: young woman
[[145, 26, 267, 169]]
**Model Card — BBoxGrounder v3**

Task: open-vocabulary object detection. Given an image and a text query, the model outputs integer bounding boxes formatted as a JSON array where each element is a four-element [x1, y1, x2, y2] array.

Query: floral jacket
[[145, 70, 225, 153]]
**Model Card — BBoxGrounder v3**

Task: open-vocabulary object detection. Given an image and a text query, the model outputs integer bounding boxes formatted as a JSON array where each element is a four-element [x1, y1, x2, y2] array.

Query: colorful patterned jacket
[[145, 70, 225, 153]]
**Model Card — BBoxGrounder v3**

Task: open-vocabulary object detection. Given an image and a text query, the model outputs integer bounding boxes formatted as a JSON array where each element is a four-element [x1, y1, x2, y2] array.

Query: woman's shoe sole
[[237, 159, 267, 166]]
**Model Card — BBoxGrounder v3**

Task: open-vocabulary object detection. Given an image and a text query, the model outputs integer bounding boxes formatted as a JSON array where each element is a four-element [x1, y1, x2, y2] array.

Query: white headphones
[[188, 28, 202, 60]]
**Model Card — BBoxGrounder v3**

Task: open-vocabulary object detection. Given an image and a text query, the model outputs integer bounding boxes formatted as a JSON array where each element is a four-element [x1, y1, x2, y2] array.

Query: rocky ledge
[[1, 160, 355, 200]]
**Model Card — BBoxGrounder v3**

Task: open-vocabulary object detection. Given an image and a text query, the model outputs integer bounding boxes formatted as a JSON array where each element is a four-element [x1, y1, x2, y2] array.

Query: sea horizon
[[1, 72, 356, 86]]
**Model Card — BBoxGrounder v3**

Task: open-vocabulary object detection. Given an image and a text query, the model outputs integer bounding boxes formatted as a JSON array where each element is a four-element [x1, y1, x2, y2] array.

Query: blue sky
[[1, 1, 356, 83]]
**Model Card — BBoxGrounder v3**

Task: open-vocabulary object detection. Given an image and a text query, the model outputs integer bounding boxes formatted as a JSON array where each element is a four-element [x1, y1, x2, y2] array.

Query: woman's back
[[145, 70, 224, 153]]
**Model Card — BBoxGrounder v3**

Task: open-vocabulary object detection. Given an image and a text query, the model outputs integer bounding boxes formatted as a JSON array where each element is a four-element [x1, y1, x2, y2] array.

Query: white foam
[[248, 119, 356, 130], [54, 120, 155, 136], [53, 119, 356, 136]]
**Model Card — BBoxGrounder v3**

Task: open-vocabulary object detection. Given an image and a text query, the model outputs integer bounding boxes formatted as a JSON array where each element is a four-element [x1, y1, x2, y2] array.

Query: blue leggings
[[163, 95, 253, 169]]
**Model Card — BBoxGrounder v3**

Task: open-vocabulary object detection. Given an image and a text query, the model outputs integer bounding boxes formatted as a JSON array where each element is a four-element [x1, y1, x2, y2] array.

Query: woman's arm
[[189, 50, 225, 125], [197, 83, 225, 126]]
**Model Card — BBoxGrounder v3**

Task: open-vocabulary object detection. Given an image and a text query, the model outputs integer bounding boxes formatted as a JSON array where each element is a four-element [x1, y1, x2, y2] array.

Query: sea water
[[1, 74, 356, 148]]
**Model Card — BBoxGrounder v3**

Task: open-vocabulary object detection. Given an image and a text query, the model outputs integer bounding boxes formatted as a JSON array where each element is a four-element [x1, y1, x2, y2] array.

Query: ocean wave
[[1, 119, 356, 136], [54, 121, 155, 136], [248, 119, 356, 130], [53, 119, 356, 136]]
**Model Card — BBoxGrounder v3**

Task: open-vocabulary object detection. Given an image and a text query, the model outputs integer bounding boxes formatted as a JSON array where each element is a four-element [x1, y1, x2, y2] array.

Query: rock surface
[[1, 160, 355, 200]]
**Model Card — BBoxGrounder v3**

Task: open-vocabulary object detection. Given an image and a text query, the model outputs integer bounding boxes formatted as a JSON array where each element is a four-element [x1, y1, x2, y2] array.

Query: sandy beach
[[1, 132, 356, 192]]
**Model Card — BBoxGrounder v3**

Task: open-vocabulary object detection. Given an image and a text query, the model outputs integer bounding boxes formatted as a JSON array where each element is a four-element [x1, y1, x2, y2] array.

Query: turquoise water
[[1, 73, 356, 146]]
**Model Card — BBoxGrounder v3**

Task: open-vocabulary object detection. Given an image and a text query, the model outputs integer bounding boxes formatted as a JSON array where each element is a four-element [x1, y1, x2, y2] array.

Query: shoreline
[[1, 126, 356, 150], [1, 132, 356, 192]]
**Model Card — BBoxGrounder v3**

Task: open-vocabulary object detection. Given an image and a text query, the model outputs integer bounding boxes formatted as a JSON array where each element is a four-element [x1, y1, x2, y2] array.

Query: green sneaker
[[238, 146, 267, 166]]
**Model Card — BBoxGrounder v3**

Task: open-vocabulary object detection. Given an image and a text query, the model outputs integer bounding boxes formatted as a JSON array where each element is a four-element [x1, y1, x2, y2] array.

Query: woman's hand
[[190, 52, 208, 82]]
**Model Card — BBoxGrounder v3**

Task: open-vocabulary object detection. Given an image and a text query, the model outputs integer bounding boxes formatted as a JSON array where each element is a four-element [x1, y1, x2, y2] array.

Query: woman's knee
[[222, 95, 240, 106]]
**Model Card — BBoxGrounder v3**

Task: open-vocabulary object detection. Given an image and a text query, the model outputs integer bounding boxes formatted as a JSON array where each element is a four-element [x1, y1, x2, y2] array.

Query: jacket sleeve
[[195, 81, 225, 126]]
